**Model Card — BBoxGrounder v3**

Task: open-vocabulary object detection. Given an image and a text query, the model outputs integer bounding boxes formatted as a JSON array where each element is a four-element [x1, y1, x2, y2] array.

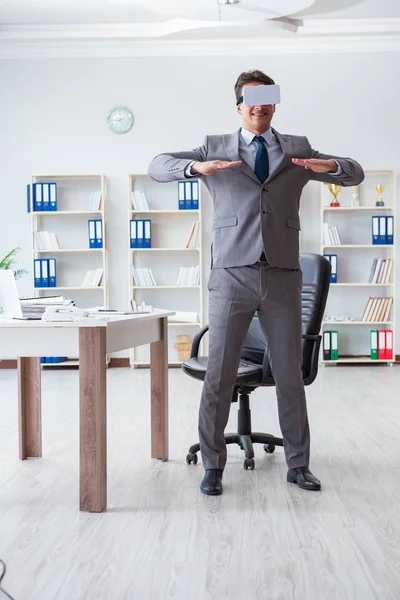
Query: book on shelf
[[89, 190, 102, 211], [370, 330, 378, 359], [177, 180, 199, 210], [323, 330, 338, 360], [370, 329, 393, 360], [131, 190, 150, 211], [323, 254, 337, 283], [34, 258, 57, 288], [132, 266, 157, 286], [28, 182, 57, 212], [88, 219, 103, 249], [368, 258, 393, 284], [81, 268, 103, 287], [378, 330, 386, 359], [323, 223, 341, 246], [176, 265, 200, 286], [372, 215, 394, 245], [33, 231, 60, 250], [130, 219, 151, 248], [185, 221, 200, 249], [361, 296, 393, 322], [385, 329, 393, 359]]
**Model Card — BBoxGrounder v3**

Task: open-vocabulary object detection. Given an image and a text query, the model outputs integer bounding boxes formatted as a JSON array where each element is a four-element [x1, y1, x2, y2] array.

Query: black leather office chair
[[181, 253, 331, 470]]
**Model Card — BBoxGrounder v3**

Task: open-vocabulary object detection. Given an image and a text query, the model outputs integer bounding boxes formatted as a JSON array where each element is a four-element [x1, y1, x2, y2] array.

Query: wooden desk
[[0, 312, 173, 512]]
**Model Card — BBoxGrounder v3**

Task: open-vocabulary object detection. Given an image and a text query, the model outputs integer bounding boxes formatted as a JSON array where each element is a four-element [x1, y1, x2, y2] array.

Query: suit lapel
[[223, 130, 260, 185], [267, 129, 294, 182]]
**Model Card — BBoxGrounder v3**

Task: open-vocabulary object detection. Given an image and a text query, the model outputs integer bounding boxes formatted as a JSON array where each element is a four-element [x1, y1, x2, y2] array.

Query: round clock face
[[107, 106, 134, 134]]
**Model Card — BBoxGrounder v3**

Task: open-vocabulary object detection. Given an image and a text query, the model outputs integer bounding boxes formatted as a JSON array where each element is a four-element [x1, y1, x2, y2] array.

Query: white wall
[[1, 51, 399, 353]]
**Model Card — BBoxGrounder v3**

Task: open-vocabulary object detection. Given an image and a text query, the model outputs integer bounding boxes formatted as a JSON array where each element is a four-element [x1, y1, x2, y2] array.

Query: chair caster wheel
[[244, 458, 255, 470], [263, 444, 275, 454], [186, 453, 198, 465]]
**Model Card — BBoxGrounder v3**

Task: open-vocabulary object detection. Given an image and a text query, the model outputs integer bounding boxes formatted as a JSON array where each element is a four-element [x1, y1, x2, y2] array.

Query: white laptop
[[0, 269, 24, 318]]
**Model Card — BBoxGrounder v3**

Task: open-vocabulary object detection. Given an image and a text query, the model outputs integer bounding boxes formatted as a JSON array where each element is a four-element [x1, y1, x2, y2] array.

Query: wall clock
[[107, 106, 134, 134]]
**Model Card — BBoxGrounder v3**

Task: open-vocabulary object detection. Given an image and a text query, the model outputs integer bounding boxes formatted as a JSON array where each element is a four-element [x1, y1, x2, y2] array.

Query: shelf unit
[[30, 174, 109, 366], [128, 174, 203, 367], [320, 170, 396, 365]]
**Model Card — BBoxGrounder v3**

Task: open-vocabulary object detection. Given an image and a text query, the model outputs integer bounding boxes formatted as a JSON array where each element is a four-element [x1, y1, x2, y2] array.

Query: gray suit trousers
[[199, 262, 310, 471]]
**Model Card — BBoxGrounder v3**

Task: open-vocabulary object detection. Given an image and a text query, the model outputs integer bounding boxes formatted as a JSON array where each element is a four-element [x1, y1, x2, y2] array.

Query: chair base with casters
[[186, 385, 284, 470], [182, 254, 331, 471]]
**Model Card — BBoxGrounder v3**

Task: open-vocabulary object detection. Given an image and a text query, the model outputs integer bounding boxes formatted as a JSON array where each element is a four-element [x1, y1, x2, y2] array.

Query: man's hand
[[191, 160, 242, 176], [292, 158, 338, 173]]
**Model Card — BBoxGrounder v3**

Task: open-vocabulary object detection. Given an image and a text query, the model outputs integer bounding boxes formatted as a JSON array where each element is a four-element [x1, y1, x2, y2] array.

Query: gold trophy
[[375, 185, 385, 207], [328, 184, 341, 207]]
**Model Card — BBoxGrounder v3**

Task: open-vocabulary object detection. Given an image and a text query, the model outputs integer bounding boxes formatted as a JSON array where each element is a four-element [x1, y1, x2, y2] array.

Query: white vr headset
[[236, 84, 281, 106]]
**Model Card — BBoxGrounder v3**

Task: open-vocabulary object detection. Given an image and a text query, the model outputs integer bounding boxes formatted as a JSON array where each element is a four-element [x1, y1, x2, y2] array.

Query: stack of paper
[[33, 231, 60, 250], [81, 268, 103, 287], [176, 265, 200, 286], [89, 191, 102, 211], [131, 190, 150, 211], [323, 223, 342, 245], [20, 296, 74, 319], [132, 267, 157, 286]]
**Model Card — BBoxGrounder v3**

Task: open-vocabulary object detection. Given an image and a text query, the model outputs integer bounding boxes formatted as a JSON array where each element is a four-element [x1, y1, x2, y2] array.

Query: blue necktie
[[254, 135, 269, 183]]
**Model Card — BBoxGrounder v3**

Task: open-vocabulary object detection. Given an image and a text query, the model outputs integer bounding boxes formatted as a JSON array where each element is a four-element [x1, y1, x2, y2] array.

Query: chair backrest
[[241, 254, 331, 378]]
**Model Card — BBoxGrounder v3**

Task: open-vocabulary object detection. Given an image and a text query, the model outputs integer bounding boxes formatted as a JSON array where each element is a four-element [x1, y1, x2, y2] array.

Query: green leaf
[[0, 247, 27, 279]]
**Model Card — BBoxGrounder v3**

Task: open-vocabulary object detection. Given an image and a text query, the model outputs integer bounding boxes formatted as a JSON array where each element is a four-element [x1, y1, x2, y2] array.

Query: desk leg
[[79, 327, 107, 512], [18, 357, 42, 460], [150, 317, 169, 461]]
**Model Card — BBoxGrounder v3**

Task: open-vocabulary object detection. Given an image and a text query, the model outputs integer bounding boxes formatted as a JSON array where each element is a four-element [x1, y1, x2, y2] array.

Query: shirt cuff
[[184, 161, 196, 178], [331, 160, 343, 176]]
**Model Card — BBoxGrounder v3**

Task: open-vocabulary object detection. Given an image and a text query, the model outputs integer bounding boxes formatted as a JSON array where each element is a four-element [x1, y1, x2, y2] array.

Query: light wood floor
[[1, 364, 400, 600]]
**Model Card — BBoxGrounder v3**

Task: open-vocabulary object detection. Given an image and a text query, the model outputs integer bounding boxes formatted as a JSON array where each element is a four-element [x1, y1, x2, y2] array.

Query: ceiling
[[0, 0, 399, 25], [0, 0, 399, 57]]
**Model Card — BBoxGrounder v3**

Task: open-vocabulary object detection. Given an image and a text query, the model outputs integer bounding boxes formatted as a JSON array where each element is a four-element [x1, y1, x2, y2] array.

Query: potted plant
[[0, 247, 27, 318], [0, 247, 27, 279]]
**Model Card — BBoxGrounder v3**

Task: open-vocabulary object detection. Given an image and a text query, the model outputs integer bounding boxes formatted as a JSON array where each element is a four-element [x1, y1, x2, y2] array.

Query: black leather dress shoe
[[287, 467, 321, 491], [200, 469, 223, 495]]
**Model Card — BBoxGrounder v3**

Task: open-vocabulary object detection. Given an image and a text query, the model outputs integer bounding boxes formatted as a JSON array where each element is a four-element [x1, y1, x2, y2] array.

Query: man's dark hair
[[234, 70, 275, 102]]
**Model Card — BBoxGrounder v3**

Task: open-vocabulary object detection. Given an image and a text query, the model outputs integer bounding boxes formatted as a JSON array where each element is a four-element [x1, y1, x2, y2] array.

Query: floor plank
[[0, 365, 400, 599]]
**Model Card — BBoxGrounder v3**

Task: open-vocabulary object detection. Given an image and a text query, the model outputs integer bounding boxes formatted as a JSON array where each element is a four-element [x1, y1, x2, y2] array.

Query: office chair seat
[[183, 357, 263, 386], [182, 253, 331, 471]]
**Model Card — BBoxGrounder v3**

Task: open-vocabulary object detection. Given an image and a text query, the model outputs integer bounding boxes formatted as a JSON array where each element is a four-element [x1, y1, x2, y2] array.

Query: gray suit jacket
[[148, 128, 365, 269]]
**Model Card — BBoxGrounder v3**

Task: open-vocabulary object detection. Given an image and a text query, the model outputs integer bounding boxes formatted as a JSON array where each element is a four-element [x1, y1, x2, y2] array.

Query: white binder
[[130, 220, 137, 248], [379, 216, 386, 244], [137, 219, 144, 246], [95, 220, 103, 248]]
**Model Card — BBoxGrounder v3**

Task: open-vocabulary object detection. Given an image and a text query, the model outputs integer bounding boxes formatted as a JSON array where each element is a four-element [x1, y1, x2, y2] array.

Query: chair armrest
[[303, 335, 322, 386], [190, 325, 209, 358], [261, 333, 322, 384]]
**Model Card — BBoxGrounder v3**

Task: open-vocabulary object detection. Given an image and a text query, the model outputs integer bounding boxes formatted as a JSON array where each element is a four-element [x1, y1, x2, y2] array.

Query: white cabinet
[[320, 170, 396, 364], [30, 174, 109, 365], [128, 174, 204, 366]]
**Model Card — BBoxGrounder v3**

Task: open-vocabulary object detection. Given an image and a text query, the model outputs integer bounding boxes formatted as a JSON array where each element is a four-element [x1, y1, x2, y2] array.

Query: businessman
[[148, 69, 364, 495]]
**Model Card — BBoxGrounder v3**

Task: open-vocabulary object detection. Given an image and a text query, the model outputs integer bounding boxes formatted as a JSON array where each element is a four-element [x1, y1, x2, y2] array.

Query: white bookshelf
[[128, 174, 204, 367], [30, 174, 109, 366], [320, 170, 396, 365]]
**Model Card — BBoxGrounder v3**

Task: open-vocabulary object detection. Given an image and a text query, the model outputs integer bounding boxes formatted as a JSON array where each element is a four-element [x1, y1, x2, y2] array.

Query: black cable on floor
[[0, 560, 16, 600]]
